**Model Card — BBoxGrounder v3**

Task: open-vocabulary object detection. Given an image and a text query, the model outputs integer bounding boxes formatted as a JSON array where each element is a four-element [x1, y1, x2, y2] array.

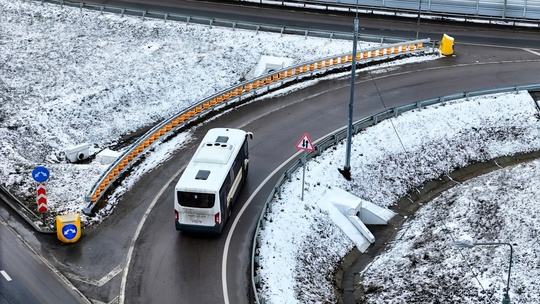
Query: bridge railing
[[244, 0, 540, 26], [249, 83, 540, 304], [38, 0, 415, 43]]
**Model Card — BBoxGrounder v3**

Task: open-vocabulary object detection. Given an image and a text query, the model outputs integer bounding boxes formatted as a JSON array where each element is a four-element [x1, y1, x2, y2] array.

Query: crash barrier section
[[82, 39, 433, 214], [250, 83, 540, 304], [243, 0, 540, 26], [37, 0, 414, 45], [439, 33, 455, 56]]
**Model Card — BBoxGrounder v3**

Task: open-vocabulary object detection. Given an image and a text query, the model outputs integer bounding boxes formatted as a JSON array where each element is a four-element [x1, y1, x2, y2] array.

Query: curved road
[[2, 1, 540, 304], [124, 48, 540, 304]]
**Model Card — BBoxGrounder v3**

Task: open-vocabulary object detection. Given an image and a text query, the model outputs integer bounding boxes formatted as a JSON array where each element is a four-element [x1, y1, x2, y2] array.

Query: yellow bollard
[[56, 214, 82, 243], [439, 34, 454, 56]]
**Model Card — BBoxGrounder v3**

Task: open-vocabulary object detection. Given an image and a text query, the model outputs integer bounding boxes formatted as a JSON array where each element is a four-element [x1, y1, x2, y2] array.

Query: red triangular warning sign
[[295, 133, 314, 151]]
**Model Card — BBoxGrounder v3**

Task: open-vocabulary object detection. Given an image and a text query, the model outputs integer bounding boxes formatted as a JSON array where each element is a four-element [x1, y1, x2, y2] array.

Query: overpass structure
[[242, 0, 540, 26]]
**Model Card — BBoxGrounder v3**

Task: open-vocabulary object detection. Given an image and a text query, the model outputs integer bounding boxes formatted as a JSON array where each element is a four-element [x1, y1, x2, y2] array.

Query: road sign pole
[[301, 152, 306, 201], [295, 133, 315, 201], [32, 167, 50, 217], [36, 182, 48, 214]]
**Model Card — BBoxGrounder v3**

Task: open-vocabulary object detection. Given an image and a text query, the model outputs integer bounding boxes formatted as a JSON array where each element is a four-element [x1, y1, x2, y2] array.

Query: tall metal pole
[[342, 16, 359, 178], [416, 0, 422, 40]]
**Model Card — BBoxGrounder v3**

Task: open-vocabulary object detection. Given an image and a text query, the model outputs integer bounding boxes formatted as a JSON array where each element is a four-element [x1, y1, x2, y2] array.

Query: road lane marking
[[65, 265, 123, 287], [119, 163, 187, 304], [222, 130, 333, 304], [1, 270, 12, 281], [524, 48, 540, 57], [1, 220, 91, 302]]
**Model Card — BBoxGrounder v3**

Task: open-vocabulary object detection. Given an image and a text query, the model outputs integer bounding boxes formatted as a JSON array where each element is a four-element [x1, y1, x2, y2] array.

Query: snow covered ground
[[1, 0, 538, 304], [257, 91, 540, 303], [0, 0, 376, 221]]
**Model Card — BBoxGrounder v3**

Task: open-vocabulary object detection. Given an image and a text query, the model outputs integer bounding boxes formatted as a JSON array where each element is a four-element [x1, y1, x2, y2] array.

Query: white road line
[[118, 164, 187, 304], [1, 270, 12, 281], [65, 264, 123, 287], [0, 223, 91, 302], [524, 48, 540, 57], [222, 130, 338, 304]]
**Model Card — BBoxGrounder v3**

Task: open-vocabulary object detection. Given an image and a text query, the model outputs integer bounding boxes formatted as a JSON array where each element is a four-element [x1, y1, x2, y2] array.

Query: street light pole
[[340, 8, 359, 181], [416, 0, 422, 40], [452, 241, 513, 304]]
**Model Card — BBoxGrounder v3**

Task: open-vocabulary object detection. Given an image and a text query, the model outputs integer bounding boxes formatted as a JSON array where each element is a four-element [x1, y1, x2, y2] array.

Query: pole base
[[338, 167, 352, 181]]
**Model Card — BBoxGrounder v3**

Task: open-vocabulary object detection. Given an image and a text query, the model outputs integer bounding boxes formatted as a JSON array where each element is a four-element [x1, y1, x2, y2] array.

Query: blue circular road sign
[[32, 166, 50, 183], [62, 224, 78, 240]]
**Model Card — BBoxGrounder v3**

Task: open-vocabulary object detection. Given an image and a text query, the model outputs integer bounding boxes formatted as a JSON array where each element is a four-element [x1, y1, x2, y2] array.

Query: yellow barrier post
[[439, 34, 454, 56], [56, 214, 82, 243]]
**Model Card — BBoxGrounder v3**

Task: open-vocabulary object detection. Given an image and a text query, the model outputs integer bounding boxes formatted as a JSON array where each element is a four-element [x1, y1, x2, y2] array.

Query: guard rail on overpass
[[243, 0, 540, 27], [38, 0, 417, 43], [250, 83, 540, 304]]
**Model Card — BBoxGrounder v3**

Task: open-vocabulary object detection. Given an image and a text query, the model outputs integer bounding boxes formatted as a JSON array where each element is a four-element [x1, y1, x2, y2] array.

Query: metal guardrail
[[38, 0, 413, 44], [245, 0, 540, 27], [250, 83, 540, 304], [82, 39, 433, 214]]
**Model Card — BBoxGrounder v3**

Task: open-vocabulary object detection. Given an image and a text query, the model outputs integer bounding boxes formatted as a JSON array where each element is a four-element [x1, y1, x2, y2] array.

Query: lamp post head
[[451, 241, 475, 248]]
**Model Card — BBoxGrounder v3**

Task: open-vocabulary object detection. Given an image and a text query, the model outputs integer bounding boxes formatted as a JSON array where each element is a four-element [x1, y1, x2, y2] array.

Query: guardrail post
[[164, 13, 168, 21], [120, 8, 124, 17], [256, 236, 261, 248], [275, 185, 282, 198], [314, 146, 321, 156]]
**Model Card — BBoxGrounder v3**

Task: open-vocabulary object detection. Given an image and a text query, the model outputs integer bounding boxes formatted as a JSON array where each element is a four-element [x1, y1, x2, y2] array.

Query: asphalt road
[[0, 215, 88, 304], [1, 1, 540, 304], [122, 46, 540, 304], [79, 0, 540, 47]]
